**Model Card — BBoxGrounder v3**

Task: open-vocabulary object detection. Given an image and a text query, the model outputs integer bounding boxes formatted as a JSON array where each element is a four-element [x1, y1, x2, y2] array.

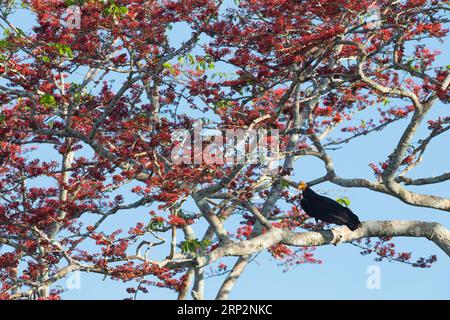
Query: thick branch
[[396, 173, 450, 186], [196, 220, 450, 267]]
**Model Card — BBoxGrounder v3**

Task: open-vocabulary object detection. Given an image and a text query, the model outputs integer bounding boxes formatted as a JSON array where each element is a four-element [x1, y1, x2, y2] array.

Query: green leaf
[[280, 179, 290, 189], [40, 56, 51, 63], [15, 28, 26, 37], [65, 0, 78, 6], [49, 43, 74, 59], [104, 3, 128, 18], [65, 0, 87, 6], [336, 197, 351, 207], [118, 6, 128, 15], [40, 94, 57, 109], [187, 54, 195, 65], [180, 239, 211, 254], [0, 39, 11, 49], [148, 218, 165, 231]]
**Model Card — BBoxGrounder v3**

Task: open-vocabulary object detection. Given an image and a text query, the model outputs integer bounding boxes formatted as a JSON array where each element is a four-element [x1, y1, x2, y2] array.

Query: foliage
[[0, 0, 448, 300]]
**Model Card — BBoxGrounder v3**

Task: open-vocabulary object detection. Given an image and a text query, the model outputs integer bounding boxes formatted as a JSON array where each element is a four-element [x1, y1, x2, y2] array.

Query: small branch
[[396, 173, 450, 186]]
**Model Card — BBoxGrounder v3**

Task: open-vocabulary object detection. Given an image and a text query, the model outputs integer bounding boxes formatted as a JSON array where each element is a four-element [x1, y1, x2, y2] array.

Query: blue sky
[[1, 2, 449, 300]]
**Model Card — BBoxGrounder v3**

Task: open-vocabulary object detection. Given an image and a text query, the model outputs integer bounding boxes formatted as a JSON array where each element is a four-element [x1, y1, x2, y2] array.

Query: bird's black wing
[[301, 196, 341, 220], [300, 198, 313, 212], [302, 193, 362, 231], [313, 194, 348, 211], [323, 208, 360, 227]]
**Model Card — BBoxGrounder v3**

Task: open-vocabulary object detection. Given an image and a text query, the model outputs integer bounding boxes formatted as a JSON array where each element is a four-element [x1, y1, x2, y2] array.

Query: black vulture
[[298, 182, 362, 231]]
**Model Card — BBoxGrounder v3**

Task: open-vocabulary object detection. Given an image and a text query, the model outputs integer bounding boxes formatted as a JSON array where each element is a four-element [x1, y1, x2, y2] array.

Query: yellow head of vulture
[[298, 181, 308, 191]]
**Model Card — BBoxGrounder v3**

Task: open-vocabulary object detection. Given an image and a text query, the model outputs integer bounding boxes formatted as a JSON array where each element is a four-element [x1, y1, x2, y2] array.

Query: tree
[[0, 0, 449, 300]]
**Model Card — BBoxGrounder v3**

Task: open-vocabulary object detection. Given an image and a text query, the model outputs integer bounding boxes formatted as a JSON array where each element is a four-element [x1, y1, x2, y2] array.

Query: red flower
[[168, 215, 188, 227]]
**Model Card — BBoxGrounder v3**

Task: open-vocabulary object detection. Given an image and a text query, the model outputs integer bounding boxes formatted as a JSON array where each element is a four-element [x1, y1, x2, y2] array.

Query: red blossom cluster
[[168, 215, 191, 228], [0, 0, 447, 300], [356, 238, 438, 268]]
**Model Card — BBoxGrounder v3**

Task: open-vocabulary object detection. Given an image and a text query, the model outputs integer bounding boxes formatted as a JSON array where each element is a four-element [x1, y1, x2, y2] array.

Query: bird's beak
[[298, 182, 307, 191]]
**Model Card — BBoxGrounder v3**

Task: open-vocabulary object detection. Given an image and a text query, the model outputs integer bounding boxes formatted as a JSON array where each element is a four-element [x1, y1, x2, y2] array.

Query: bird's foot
[[331, 230, 343, 246], [313, 220, 325, 231]]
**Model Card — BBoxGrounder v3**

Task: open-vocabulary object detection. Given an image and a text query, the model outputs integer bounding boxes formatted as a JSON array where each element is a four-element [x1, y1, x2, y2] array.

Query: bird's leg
[[331, 229, 343, 246], [314, 218, 324, 231]]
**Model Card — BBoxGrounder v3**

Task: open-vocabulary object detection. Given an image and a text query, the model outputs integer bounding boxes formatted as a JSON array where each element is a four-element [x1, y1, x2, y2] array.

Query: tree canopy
[[0, 0, 449, 300]]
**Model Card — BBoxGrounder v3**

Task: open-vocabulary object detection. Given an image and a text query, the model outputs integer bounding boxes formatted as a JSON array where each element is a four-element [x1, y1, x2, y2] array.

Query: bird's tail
[[345, 209, 362, 231]]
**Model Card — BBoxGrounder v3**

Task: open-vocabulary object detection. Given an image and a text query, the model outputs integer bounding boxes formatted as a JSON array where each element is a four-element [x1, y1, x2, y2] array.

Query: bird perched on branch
[[298, 182, 362, 231]]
